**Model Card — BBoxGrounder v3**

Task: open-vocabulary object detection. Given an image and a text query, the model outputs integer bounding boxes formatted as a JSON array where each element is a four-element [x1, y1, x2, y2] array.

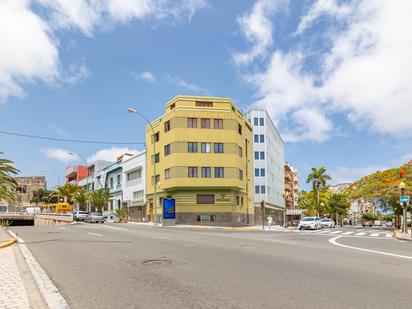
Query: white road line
[[87, 232, 102, 237], [342, 231, 354, 235], [8, 230, 25, 243], [329, 236, 412, 260], [355, 232, 366, 236], [370, 232, 380, 237], [101, 225, 127, 231], [330, 230, 343, 234], [317, 230, 330, 233], [385, 234, 392, 238]]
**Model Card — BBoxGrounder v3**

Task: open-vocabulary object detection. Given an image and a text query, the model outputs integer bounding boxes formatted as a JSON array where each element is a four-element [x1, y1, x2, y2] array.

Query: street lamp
[[282, 190, 290, 227], [68, 151, 89, 212], [399, 181, 407, 233], [128, 107, 158, 225]]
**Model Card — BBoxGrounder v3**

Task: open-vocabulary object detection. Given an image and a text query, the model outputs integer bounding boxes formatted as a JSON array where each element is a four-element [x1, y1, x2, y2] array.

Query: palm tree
[[306, 167, 331, 214], [0, 155, 19, 201], [56, 183, 80, 205], [74, 188, 88, 211], [87, 189, 111, 213]]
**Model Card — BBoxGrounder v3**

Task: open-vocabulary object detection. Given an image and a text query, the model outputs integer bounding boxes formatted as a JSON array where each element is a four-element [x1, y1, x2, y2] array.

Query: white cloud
[[0, 0, 59, 101], [87, 147, 139, 162], [233, 0, 287, 65], [61, 64, 91, 85], [41, 147, 78, 163], [237, 0, 412, 142], [132, 70, 156, 82], [165, 75, 208, 93]]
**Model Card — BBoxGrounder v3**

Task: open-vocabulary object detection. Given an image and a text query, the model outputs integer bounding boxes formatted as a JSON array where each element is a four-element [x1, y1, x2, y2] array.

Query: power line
[[0, 130, 145, 145]]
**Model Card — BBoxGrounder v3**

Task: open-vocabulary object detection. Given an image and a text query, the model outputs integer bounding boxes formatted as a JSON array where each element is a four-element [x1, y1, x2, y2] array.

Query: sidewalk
[[394, 229, 412, 242]]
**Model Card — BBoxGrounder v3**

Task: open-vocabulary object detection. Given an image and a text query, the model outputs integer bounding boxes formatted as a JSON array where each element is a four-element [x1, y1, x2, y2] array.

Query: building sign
[[400, 195, 409, 205], [163, 198, 175, 219]]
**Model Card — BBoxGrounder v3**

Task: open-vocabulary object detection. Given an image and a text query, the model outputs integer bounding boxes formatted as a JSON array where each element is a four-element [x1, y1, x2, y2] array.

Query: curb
[[0, 237, 17, 249], [394, 230, 412, 242]]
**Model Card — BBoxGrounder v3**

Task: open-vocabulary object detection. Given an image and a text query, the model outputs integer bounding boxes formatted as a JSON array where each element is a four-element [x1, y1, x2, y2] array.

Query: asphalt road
[[11, 223, 412, 309]]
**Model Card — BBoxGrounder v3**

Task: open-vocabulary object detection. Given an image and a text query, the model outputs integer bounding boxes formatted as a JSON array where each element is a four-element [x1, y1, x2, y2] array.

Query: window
[[201, 142, 211, 153], [133, 190, 144, 201], [238, 124, 242, 134], [110, 177, 114, 188], [254, 151, 259, 160], [260, 168, 265, 177], [239, 169, 243, 180], [117, 174, 121, 187], [214, 167, 224, 178], [241, 197, 244, 206], [170, 103, 175, 110], [196, 101, 213, 107], [254, 117, 259, 126], [197, 195, 215, 204], [255, 186, 260, 194], [165, 168, 171, 180], [236, 196, 240, 205], [188, 167, 198, 178], [188, 142, 198, 153], [254, 134, 259, 143], [188, 118, 197, 128], [201, 118, 211, 128], [260, 152, 265, 160], [151, 174, 160, 185], [255, 168, 260, 177], [196, 214, 216, 222], [214, 143, 224, 153], [127, 169, 141, 181], [261, 185, 266, 194], [214, 119, 223, 129], [201, 167, 211, 178], [153, 153, 160, 163], [153, 132, 159, 143], [260, 135, 264, 143], [238, 146, 243, 157], [259, 118, 264, 126], [164, 121, 170, 132], [164, 144, 171, 156]]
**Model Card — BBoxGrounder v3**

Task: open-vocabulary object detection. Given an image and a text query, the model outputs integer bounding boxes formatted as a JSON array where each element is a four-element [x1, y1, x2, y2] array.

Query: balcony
[[65, 166, 77, 177]]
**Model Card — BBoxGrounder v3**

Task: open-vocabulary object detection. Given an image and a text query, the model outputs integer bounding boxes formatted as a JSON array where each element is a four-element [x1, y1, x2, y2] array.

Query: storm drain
[[142, 259, 172, 267]]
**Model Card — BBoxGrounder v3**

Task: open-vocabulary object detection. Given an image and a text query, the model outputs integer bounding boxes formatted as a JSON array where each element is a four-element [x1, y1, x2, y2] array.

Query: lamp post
[[44, 169, 61, 203], [68, 152, 89, 212], [282, 191, 290, 227], [399, 181, 406, 233], [128, 107, 158, 225]]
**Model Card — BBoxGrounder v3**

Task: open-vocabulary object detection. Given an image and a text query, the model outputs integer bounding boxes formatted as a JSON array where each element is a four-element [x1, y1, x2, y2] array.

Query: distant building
[[291, 165, 300, 205], [246, 108, 285, 225], [329, 183, 351, 193], [284, 163, 295, 209], [8, 176, 47, 210], [65, 165, 88, 184]]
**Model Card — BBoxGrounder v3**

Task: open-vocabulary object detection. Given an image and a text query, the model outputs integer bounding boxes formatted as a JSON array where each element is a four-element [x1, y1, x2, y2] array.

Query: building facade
[[284, 163, 295, 209], [10, 176, 47, 210], [122, 151, 146, 222], [65, 165, 88, 184], [246, 109, 285, 225], [145, 95, 254, 226]]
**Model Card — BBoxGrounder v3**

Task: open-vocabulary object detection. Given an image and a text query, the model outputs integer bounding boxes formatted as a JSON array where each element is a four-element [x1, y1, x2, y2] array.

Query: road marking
[[87, 232, 102, 237], [8, 230, 25, 243], [329, 236, 412, 260], [317, 230, 329, 234], [342, 231, 354, 235], [102, 225, 127, 231], [385, 233, 392, 238], [370, 232, 380, 237], [330, 230, 342, 234], [355, 232, 366, 236]]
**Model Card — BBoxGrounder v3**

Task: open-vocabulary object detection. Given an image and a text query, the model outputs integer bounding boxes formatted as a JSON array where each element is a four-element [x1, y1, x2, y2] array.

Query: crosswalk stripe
[[370, 232, 380, 237], [330, 230, 343, 234], [355, 232, 366, 236], [342, 231, 354, 235], [317, 230, 329, 233]]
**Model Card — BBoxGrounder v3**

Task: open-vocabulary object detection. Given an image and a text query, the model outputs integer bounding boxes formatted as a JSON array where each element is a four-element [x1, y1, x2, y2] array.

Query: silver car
[[73, 211, 89, 221], [85, 212, 104, 223], [320, 218, 335, 228], [298, 217, 321, 230]]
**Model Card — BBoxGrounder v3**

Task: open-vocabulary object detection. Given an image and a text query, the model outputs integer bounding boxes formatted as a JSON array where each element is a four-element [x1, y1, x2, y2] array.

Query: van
[[25, 207, 41, 215]]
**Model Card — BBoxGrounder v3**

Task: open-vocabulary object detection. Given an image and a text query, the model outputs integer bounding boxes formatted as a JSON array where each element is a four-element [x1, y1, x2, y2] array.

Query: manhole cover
[[142, 259, 172, 267]]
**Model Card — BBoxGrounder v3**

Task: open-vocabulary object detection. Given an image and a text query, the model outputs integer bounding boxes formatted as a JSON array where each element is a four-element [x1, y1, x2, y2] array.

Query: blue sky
[[1, 0, 412, 189]]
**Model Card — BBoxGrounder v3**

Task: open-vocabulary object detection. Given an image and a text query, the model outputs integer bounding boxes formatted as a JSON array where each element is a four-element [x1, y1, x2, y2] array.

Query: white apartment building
[[122, 151, 146, 222], [246, 109, 285, 225]]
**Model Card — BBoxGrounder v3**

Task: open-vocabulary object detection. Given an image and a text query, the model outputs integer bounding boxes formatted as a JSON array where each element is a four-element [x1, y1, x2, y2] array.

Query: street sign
[[400, 195, 409, 204]]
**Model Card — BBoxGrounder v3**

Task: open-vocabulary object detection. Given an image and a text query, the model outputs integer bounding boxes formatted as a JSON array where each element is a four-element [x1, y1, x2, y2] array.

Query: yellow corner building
[[146, 95, 254, 226]]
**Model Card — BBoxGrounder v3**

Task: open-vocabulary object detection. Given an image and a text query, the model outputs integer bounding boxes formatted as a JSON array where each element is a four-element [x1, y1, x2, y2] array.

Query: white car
[[298, 217, 321, 230], [320, 218, 335, 228]]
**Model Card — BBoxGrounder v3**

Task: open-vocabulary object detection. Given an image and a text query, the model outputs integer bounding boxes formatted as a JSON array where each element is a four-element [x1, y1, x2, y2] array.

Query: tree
[[0, 155, 19, 201], [306, 167, 331, 214], [30, 188, 50, 205], [114, 208, 128, 223], [87, 189, 110, 212], [298, 189, 331, 216], [74, 188, 88, 211], [57, 183, 80, 205], [327, 193, 351, 226]]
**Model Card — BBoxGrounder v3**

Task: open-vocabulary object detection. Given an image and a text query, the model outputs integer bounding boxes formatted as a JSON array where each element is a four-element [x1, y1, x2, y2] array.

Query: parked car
[[362, 218, 373, 227], [24, 207, 41, 215], [320, 218, 335, 228], [85, 212, 104, 223], [73, 211, 89, 221], [298, 217, 321, 230], [374, 220, 382, 226]]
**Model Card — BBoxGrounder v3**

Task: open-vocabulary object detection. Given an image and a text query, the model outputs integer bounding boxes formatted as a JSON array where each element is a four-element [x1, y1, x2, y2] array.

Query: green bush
[[362, 212, 379, 220]]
